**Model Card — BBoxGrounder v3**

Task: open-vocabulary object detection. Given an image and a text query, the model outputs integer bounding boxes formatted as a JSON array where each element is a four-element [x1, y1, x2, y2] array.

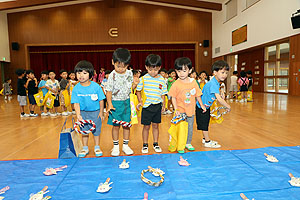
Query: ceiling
[[0, 0, 223, 12]]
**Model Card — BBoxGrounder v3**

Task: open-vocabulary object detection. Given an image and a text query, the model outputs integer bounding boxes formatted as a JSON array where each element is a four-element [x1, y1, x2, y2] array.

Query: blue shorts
[[80, 110, 102, 136], [28, 94, 37, 105], [107, 99, 131, 126]]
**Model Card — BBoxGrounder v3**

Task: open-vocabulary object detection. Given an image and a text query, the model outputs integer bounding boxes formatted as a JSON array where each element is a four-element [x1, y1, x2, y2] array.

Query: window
[[225, 0, 237, 22], [264, 42, 289, 93], [246, 0, 260, 9]]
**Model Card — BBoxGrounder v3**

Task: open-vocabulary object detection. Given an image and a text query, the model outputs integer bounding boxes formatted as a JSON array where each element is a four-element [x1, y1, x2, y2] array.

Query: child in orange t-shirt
[[168, 57, 206, 153]]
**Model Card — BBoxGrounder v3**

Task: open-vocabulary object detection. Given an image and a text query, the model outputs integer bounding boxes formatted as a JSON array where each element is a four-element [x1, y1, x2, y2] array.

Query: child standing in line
[[101, 70, 111, 112], [25, 70, 39, 117], [16, 69, 29, 117], [3, 78, 12, 101], [196, 60, 231, 148], [247, 70, 253, 91], [71, 60, 105, 157], [136, 54, 167, 154], [68, 70, 77, 114], [98, 67, 105, 84], [198, 70, 208, 90], [229, 71, 238, 102], [238, 71, 249, 103], [59, 69, 70, 116], [45, 70, 60, 116], [169, 57, 206, 153], [106, 48, 137, 157], [166, 69, 176, 114], [38, 70, 50, 116]]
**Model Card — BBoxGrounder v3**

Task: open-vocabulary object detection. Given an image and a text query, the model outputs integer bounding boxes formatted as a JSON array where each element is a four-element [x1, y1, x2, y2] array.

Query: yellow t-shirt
[[168, 78, 202, 117]]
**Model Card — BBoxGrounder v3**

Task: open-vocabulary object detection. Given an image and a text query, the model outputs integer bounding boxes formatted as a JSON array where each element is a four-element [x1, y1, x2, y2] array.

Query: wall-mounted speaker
[[11, 42, 20, 51], [203, 40, 209, 48], [291, 14, 300, 29]]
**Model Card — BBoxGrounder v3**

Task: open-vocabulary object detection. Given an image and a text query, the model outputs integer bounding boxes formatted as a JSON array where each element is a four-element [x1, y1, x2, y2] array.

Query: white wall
[[212, 0, 300, 58], [0, 12, 10, 62]]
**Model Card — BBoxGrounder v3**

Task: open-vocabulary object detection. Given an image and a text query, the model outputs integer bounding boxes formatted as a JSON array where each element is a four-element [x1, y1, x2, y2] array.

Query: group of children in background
[[229, 70, 253, 103], [6, 47, 238, 157]]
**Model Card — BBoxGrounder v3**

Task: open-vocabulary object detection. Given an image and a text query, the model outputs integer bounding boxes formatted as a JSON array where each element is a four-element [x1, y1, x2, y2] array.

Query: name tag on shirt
[[91, 94, 98, 101]]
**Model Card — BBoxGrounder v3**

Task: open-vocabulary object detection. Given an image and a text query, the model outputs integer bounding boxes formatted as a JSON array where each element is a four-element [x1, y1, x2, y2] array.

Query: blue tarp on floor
[[1, 146, 300, 200]]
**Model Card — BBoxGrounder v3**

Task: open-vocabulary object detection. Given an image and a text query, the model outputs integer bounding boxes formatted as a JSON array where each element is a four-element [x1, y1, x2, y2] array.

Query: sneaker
[[235, 99, 239, 102], [104, 108, 106, 113], [20, 113, 30, 118], [47, 112, 51, 115], [229, 99, 233, 102], [62, 112, 68, 116], [67, 111, 73, 115], [202, 139, 219, 144], [162, 111, 167, 115], [72, 111, 76, 115], [30, 113, 38, 117], [244, 99, 247, 102], [185, 144, 195, 151], [4, 96, 7, 100], [78, 149, 89, 158], [142, 146, 148, 154], [240, 99, 244, 103], [111, 145, 120, 157], [50, 113, 57, 117], [166, 110, 173, 114], [41, 112, 48, 116], [94, 148, 103, 157], [122, 145, 134, 155], [56, 112, 62, 116], [204, 140, 221, 148], [178, 150, 185, 154], [153, 145, 162, 153], [8, 96, 12, 100]]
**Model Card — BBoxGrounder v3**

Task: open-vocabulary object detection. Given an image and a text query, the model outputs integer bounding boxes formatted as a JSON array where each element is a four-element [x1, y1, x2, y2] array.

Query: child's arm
[[34, 78, 38, 87], [132, 76, 139, 90], [98, 100, 104, 121], [215, 93, 231, 111], [73, 103, 83, 121], [196, 96, 207, 112], [136, 91, 142, 111], [106, 91, 115, 113], [25, 78, 31, 89], [171, 96, 180, 116], [161, 94, 166, 113]]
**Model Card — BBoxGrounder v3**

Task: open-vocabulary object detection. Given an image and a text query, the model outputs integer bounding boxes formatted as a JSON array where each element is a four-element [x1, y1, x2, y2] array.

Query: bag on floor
[[168, 120, 188, 152], [58, 118, 83, 158], [237, 91, 242, 100], [34, 90, 44, 106], [62, 89, 71, 107], [43, 92, 55, 109], [130, 89, 138, 125]]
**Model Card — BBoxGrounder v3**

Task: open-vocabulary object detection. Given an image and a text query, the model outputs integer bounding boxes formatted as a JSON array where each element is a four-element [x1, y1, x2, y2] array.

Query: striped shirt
[[137, 73, 167, 108]]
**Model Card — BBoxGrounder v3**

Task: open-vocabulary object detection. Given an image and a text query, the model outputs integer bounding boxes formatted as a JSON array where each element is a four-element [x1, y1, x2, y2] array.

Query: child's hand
[[226, 106, 231, 112], [201, 106, 207, 113], [106, 105, 115, 114], [133, 76, 140, 85], [77, 115, 83, 121], [161, 106, 166, 113], [136, 102, 143, 111], [98, 112, 104, 121], [175, 110, 181, 117]]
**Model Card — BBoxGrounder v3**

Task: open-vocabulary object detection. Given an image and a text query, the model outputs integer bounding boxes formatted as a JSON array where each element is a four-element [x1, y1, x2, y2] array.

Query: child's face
[[146, 66, 160, 78], [200, 72, 207, 80], [170, 71, 176, 79], [100, 68, 105, 72], [41, 74, 48, 80], [60, 72, 68, 79], [69, 73, 75, 80], [76, 70, 90, 83], [214, 68, 229, 82], [112, 61, 128, 74], [8, 79, 11, 84], [175, 66, 191, 81], [105, 74, 109, 79], [160, 71, 166, 78], [49, 72, 56, 80], [28, 73, 35, 79], [94, 70, 97, 75], [190, 72, 197, 79]]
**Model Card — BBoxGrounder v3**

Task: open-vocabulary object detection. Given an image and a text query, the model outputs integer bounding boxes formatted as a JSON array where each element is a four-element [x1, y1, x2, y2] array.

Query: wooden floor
[[0, 93, 299, 161]]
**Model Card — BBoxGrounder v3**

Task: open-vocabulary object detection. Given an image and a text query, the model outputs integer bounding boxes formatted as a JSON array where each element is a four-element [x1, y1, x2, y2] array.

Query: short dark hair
[[5, 78, 11, 82], [132, 70, 139, 76], [15, 69, 25, 76], [145, 54, 162, 67], [247, 70, 252, 75], [199, 70, 208, 77], [74, 60, 94, 79], [105, 70, 111, 75], [212, 60, 229, 72], [41, 70, 49, 75], [174, 57, 192, 70], [112, 48, 131, 65], [141, 71, 148, 77], [48, 70, 55, 74], [159, 68, 167, 73], [190, 69, 198, 76], [233, 71, 238, 75], [59, 69, 67, 75], [68, 70, 74, 75], [26, 69, 34, 75], [167, 69, 175, 75], [240, 71, 247, 78]]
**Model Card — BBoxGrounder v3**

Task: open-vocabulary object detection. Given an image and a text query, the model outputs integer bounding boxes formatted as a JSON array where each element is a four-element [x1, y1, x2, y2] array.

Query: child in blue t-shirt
[[38, 70, 49, 116], [196, 60, 231, 148], [71, 60, 106, 158]]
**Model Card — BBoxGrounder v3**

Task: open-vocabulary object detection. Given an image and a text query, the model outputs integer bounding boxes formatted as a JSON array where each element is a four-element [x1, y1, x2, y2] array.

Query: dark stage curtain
[[29, 44, 195, 79]]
